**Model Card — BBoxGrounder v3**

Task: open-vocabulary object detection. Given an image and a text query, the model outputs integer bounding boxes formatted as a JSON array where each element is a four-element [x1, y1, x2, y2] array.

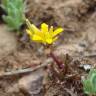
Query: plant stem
[[50, 51, 64, 69]]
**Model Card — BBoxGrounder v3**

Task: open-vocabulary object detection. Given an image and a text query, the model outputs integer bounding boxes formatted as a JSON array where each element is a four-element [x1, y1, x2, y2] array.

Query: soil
[[0, 0, 96, 96], [0, 25, 17, 58]]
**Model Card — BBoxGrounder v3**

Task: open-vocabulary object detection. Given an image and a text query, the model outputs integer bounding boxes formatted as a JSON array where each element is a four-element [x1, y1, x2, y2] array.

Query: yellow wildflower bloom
[[26, 19, 64, 44]]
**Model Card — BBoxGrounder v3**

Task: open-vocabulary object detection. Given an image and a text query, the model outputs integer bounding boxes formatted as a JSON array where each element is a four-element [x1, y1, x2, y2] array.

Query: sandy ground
[[0, 25, 17, 58], [0, 0, 96, 96]]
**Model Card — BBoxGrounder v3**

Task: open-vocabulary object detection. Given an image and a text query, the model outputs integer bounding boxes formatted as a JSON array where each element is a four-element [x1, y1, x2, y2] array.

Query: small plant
[[1, 0, 25, 30], [26, 19, 66, 82], [83, 69, 96, 96]]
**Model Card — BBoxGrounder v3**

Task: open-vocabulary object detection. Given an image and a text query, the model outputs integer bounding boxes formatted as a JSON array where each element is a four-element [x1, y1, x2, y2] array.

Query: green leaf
[[83, 69, 96, 95], [1, 0, 25, 31]]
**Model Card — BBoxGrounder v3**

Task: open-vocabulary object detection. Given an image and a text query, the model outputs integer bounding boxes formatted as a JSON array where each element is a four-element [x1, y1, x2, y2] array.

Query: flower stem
[[50, 52, 64, 69]]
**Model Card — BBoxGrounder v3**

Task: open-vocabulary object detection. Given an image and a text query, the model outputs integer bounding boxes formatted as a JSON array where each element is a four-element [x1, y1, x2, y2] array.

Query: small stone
[[18, 69, 44, 96], [79, 64, 92, 71], [6, 83, 19, 93]]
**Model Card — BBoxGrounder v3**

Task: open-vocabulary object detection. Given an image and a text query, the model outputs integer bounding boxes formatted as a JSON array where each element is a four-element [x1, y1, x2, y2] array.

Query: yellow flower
[[26, 19, 64, 44]]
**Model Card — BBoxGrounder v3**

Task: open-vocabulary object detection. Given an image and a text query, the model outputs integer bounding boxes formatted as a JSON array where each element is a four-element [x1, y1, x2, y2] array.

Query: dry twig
[[0, 59, 52, 78]]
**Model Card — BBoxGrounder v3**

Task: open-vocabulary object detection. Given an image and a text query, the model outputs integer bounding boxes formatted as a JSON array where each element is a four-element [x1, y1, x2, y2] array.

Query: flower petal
[[53, 28, 63, 37], [26, 19, 33, 30], [26, 19, 40, 33], [41, 23, 48, 32], [26, 29, 33, 36], [46, 39, 53, 44], [49, 26, 53, 33], [31, 24, 40, 33], [53, 37, 58, 42], [32, 35, 42, 42]]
